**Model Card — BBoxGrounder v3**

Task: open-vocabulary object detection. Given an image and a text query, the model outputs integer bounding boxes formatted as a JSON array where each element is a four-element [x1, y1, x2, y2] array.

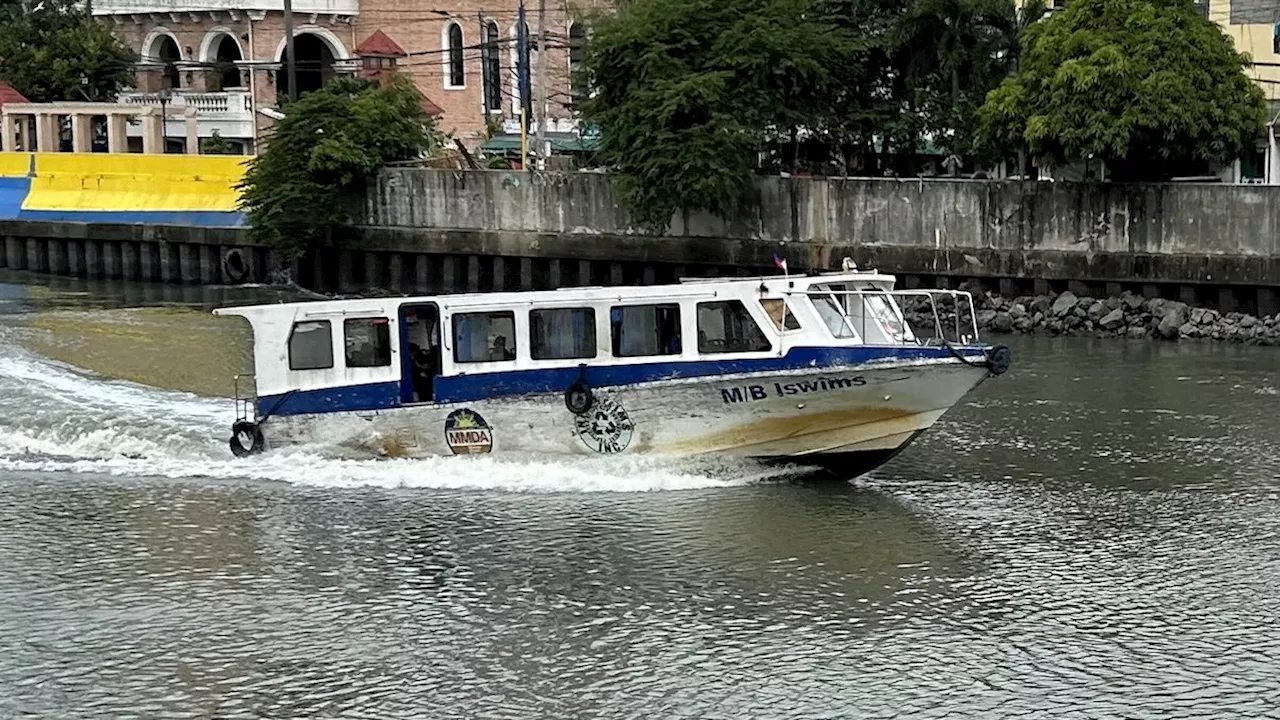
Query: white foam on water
[[0, 337, 783, 493]]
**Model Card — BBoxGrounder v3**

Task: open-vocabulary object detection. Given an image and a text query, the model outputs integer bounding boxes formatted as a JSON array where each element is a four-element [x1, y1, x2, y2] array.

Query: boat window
[[812, 293, 857, 338], [697, 300, 772, 353], [530, 308, 597, 360], [453, 311, 517, 363], [759, 298, 801, 331], [611, 304, 681, 357], [344, 317, 392, 368], [288, 320, 334, 370]]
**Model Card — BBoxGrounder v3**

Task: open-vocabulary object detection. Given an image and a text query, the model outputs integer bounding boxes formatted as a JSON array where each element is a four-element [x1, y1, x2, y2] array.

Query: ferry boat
[[212, 266, 1011, 476]]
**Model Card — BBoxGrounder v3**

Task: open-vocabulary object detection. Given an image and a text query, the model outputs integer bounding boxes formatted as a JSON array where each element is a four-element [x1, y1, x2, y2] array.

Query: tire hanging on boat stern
[[565, 374, 594, 415], [229, 420, 265, 457]]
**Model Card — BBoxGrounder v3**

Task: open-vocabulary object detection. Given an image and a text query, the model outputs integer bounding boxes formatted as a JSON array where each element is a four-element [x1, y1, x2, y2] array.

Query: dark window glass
[[448, 23, 465, 87], [610, 304, 681, 357], [288, 320, 333, 370], [697, 300, 772, 353], [453, 311, 516, 363], [530, 308, 596, 360], [344, 317, 392, 368], [569, 22, 588, 111], [482, 21, 502, 111]]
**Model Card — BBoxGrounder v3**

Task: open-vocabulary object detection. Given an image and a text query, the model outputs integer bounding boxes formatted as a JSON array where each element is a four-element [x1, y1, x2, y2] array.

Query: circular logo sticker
[[444, 409, 493, 454], [574, 396, 634, 454]]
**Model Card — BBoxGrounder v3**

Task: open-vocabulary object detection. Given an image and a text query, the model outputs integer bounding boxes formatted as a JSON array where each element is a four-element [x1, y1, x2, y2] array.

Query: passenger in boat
[[409, 342, 434, 402], [490, 334, 515, 361]]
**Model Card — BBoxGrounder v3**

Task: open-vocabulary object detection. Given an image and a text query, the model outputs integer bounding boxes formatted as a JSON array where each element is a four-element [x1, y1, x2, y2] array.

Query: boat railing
[[800, 288, 981, 346], [232, 374, 257, 423]]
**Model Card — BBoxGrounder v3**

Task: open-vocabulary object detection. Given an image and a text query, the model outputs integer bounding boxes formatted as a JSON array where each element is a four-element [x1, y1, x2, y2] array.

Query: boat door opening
[[400, 303, 441, 404]]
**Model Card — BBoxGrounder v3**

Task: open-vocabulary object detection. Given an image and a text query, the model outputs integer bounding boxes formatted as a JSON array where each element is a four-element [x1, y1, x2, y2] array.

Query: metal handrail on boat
[[232, 374, 257, 424], [796, 288, 981, 346]]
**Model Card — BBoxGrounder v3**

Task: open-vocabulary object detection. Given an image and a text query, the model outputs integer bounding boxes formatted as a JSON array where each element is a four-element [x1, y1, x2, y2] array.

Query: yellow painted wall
[[0, 153, 32, 178], [19, 153, 248, 212]]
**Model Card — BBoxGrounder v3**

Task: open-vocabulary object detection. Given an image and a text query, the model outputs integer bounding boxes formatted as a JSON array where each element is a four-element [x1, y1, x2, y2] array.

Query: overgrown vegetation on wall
[[0, 0, 135, 102], [238, 75, 444, 255]]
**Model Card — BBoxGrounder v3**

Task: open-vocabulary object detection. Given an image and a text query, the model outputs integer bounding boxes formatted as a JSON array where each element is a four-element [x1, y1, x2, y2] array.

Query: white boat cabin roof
[[216, 270, 899, 319], [213, 270, 913, 398]]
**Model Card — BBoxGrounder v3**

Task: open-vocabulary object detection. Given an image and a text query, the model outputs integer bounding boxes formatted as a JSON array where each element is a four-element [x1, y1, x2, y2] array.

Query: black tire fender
[[229, 420, 265, 457], [985, 344, 1013, 376], [565, 379, 594, 415], [222, 248, 249, 284]]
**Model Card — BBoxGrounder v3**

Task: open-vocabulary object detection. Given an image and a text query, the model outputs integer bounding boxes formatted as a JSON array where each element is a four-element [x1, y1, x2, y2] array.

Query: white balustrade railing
[[118, 91, 251, 119]]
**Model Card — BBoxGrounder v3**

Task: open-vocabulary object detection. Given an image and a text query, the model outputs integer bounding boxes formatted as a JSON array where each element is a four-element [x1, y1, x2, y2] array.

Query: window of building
[[453, 311, 516, 363], [531, 308, 596, 360], [446, 22, 465, 88], [344, 317, 392, 368], [568, 22, 587, 111], [697, 301, 771, 354], [288, 320, 334, 370], [759, 298, 802, 331], [482, 21, 502, 112], [611, 304, 681, 357]]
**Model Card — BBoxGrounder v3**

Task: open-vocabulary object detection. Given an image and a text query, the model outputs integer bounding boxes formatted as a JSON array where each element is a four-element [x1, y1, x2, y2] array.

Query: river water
[[1, 270, 1278, 719]]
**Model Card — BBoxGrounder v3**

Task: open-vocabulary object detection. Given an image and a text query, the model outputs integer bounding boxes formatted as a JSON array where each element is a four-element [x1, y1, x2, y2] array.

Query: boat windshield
[[809, 283, 915, 344]]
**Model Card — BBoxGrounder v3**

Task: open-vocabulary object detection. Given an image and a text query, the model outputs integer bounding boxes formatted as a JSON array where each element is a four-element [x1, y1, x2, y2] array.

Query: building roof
[[355, 30, 407, 58], [0, 81, 29, 107]]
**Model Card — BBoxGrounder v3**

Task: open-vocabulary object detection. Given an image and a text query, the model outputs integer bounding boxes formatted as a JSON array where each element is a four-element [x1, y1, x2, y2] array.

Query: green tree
[[0, 0, 136, 102], [580, 0, 852, 229], [238, 75, 443, 255], [978, 0, 1266, 180], [893, 0, 1019, 159], [200, 130, 235, 155]]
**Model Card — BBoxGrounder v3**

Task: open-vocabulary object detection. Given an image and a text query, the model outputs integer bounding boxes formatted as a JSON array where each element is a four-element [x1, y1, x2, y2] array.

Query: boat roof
[[212, 269, 895, 318]]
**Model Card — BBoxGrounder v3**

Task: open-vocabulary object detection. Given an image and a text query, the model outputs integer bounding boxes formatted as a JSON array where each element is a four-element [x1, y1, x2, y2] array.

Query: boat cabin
[[213, 271, 924, 415]]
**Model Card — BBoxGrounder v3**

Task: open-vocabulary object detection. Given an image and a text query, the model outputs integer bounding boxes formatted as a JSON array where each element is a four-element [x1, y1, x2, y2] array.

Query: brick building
[[94, 0, 592, 155]]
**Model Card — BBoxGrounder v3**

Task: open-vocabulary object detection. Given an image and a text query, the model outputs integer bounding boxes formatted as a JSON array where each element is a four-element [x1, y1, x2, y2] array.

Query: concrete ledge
[[0, 219, 251, 246], [3, 218, 1279, 292], [348, 225, 1280, 287]]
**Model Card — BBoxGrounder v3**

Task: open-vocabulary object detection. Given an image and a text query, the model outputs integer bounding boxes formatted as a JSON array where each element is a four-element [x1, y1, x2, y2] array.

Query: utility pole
[[283, 0, 297, 101], [517, 2, 531, 169], [535, 0, 547, 169]]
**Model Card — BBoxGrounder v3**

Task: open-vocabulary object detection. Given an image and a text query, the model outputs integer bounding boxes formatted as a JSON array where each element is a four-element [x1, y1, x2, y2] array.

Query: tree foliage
[[239, 75, 444, 255], [200, 130, 235, 155], [978, 0, 1266, 179], [581, 0, 1024, 227], [581, 0, 851, 229], [0, 0, 136, 102]]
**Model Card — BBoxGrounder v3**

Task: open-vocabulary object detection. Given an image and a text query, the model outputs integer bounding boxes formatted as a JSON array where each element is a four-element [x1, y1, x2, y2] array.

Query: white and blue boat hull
[[254, 354, 991, 473]]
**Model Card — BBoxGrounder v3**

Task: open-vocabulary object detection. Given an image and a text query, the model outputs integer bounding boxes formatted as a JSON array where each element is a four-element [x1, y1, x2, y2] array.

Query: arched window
[[152, 35, 182, 90], [482, 21, 502, 112], [568, 22, 587, 111], [446, 22, 465, 88]]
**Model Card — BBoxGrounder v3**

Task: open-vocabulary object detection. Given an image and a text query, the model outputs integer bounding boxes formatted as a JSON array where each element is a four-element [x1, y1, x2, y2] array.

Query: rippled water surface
[[2, 271, 1279, 718]]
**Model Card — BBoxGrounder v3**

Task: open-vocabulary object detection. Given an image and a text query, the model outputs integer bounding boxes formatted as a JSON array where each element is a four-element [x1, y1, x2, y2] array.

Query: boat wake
[[0, 336, 794, 492]]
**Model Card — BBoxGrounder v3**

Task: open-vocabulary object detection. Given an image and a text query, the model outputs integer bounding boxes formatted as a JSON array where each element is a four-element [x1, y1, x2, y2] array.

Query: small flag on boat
[[773, 254, 788, 272]]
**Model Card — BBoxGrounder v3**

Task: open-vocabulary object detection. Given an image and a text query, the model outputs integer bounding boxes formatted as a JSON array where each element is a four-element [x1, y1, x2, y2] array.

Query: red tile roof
[[0, 81, 29, 107], [355, 30, 407, 58]]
